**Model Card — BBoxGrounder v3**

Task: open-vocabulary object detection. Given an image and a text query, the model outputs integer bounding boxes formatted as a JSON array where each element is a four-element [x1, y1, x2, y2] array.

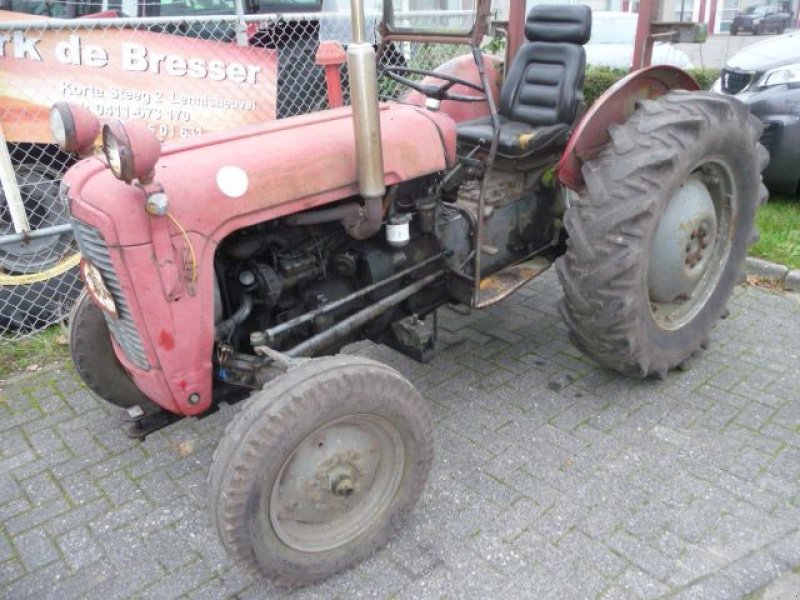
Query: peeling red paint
[[158, 330, 175, 351]]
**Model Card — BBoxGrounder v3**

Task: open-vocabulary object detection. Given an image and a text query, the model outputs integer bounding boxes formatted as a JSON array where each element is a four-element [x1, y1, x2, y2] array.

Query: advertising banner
[[0, 10, 279, 142]]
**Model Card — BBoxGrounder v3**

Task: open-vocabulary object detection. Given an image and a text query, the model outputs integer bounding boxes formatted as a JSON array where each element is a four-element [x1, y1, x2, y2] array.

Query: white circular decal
[[216, 166, 249, 198]]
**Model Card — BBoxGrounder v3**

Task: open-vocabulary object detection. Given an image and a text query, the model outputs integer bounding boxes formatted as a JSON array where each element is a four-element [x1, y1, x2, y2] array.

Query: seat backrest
[[499, 5, 591, 127]]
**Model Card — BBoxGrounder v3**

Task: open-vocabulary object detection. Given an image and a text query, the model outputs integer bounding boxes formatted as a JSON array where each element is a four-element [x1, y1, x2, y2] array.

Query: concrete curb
[[745, 256, 800, 290]]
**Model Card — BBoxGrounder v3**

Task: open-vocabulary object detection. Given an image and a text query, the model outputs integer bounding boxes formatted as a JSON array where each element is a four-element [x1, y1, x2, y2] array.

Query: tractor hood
[[65, 104, 456, 247]]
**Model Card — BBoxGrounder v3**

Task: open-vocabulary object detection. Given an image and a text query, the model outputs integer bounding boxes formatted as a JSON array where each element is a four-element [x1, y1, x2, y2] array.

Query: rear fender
[[556, 65, 700, 191]]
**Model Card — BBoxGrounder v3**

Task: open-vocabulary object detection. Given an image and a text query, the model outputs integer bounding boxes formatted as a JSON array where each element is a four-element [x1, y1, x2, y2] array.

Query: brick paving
[[1, 271, 800, 599]]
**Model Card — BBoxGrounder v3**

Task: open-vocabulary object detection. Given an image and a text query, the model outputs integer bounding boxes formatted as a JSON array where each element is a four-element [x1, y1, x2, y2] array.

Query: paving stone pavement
[[2, 271, 800, 600]]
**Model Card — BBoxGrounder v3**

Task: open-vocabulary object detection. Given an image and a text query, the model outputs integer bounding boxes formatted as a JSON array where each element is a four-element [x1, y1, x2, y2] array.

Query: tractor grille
[[759, 121, 781, 155], [71, 219, 150, 371], [721, 68, 753, 94]]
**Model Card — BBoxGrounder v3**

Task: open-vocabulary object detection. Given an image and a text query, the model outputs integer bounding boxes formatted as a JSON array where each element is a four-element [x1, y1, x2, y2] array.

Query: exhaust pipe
[[347, 0, 385, 203], [286, 0, 385, 240]]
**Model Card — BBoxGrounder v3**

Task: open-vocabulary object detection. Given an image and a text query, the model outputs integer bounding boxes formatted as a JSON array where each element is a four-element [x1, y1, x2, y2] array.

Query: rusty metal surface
[[556, 65, 700, 191], [506, 0, 526, 73], [476, 257, 551, 308]]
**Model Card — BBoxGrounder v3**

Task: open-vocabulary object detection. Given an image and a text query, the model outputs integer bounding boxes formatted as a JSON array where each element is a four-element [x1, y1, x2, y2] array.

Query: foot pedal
[[476, 257, 552, 308]]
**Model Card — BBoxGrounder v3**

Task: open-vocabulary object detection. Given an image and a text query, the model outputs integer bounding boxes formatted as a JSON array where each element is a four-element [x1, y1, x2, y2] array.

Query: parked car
[[713, 32, 800, 194], [584, 11, 693, 69], [730, 4, 791, 35]]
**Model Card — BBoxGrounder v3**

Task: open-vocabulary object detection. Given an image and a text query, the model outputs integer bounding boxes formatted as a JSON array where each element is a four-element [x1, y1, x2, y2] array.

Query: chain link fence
[[0, 3, 484, 341]]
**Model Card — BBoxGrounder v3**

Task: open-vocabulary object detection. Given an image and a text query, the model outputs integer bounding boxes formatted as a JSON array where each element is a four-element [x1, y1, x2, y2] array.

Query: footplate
[[476, 257, 552, 308]]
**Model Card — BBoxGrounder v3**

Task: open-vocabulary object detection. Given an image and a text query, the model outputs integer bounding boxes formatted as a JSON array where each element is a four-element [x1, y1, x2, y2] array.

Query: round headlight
[[102, 122, 129, 181], [49, 107, 67, 147], [49, 102, 101, 154], [102, 120, 161, 184]]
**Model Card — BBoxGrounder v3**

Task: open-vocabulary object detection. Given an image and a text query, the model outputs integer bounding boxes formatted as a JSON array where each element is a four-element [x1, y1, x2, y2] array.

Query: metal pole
[[0, 223, 73, 247], [471, 45, 500, 307], [286, 271, 444, 357], [350, 0, 366, 43], [708, 0, 718, 34], [233, 0, 248, 46], [263, 252, 443, 342], [0, 122, 30, 233], [631, 0, 656, 71], [506, 0, 526, 69], [347, 0, 385, 201]]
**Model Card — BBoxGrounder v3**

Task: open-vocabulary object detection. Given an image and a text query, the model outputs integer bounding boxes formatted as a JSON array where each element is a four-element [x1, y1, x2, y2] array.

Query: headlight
[[81, 260, 118, 317], [752, 18, 762, 24], [49, 102, 100, 154], [50, 108, 67, 147], [757, 63, 800, 88], [102, 120, 161, 184]]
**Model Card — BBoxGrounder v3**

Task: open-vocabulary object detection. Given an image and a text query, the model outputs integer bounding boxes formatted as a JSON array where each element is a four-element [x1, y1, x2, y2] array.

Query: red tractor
[[55, 0, 765, 586]]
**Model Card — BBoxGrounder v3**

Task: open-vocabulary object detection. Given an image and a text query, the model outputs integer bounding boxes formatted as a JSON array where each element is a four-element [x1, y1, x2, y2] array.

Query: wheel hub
[[269, 414, 405, 553], [649, 177, 718, 304]]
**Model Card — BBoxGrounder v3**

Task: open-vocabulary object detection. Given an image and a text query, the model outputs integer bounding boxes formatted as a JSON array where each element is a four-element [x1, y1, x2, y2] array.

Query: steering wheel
[[380, 66, 487, 103]]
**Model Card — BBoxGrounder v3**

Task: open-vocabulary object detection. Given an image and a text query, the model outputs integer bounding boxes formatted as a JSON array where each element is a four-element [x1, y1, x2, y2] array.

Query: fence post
[[0, 123, 30, 234], [234, 0, 248, 46]]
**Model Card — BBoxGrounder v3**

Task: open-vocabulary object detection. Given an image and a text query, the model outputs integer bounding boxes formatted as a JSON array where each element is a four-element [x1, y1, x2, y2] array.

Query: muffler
[[347, 0, 385, 203]]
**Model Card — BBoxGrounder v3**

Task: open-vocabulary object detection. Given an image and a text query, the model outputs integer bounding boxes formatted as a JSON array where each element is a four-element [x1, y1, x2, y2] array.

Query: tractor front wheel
[[208, 355, 433, 586], [557, 91, 767, 378]]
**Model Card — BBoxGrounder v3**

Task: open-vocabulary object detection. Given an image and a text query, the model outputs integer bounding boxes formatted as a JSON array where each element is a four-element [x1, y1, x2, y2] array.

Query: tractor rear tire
[[208, 355, 433, 586], [557, 91, 767, 378], [69, 288, 157, 412]]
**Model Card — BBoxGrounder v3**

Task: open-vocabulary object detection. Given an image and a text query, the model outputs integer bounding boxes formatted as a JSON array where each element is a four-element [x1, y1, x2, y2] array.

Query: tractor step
[[124, 405, 180, 439], [476, 257, 552, 308]]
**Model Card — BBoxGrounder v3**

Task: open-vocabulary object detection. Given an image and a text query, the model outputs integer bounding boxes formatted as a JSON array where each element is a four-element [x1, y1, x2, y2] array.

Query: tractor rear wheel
[[209, 355, 433, 586], [557, 91, 767, 378], [69, 288, 157, 411]]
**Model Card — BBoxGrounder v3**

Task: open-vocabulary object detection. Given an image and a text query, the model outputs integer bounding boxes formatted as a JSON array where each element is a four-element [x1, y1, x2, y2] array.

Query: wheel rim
[[648, 161, 735, 330], [269, 413, 406, 553]]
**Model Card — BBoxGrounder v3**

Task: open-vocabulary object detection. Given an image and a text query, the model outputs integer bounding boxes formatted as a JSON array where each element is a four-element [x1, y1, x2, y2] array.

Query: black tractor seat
[[457, 4, 591, 159]]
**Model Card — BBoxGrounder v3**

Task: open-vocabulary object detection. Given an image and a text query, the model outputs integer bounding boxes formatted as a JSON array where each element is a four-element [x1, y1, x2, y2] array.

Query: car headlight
[[752, 18, 762, 24], [81, 260, 118, 317], [102, 120, 161, 184], [757, 63, 800, 88], [49, 102, 101, 154]]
